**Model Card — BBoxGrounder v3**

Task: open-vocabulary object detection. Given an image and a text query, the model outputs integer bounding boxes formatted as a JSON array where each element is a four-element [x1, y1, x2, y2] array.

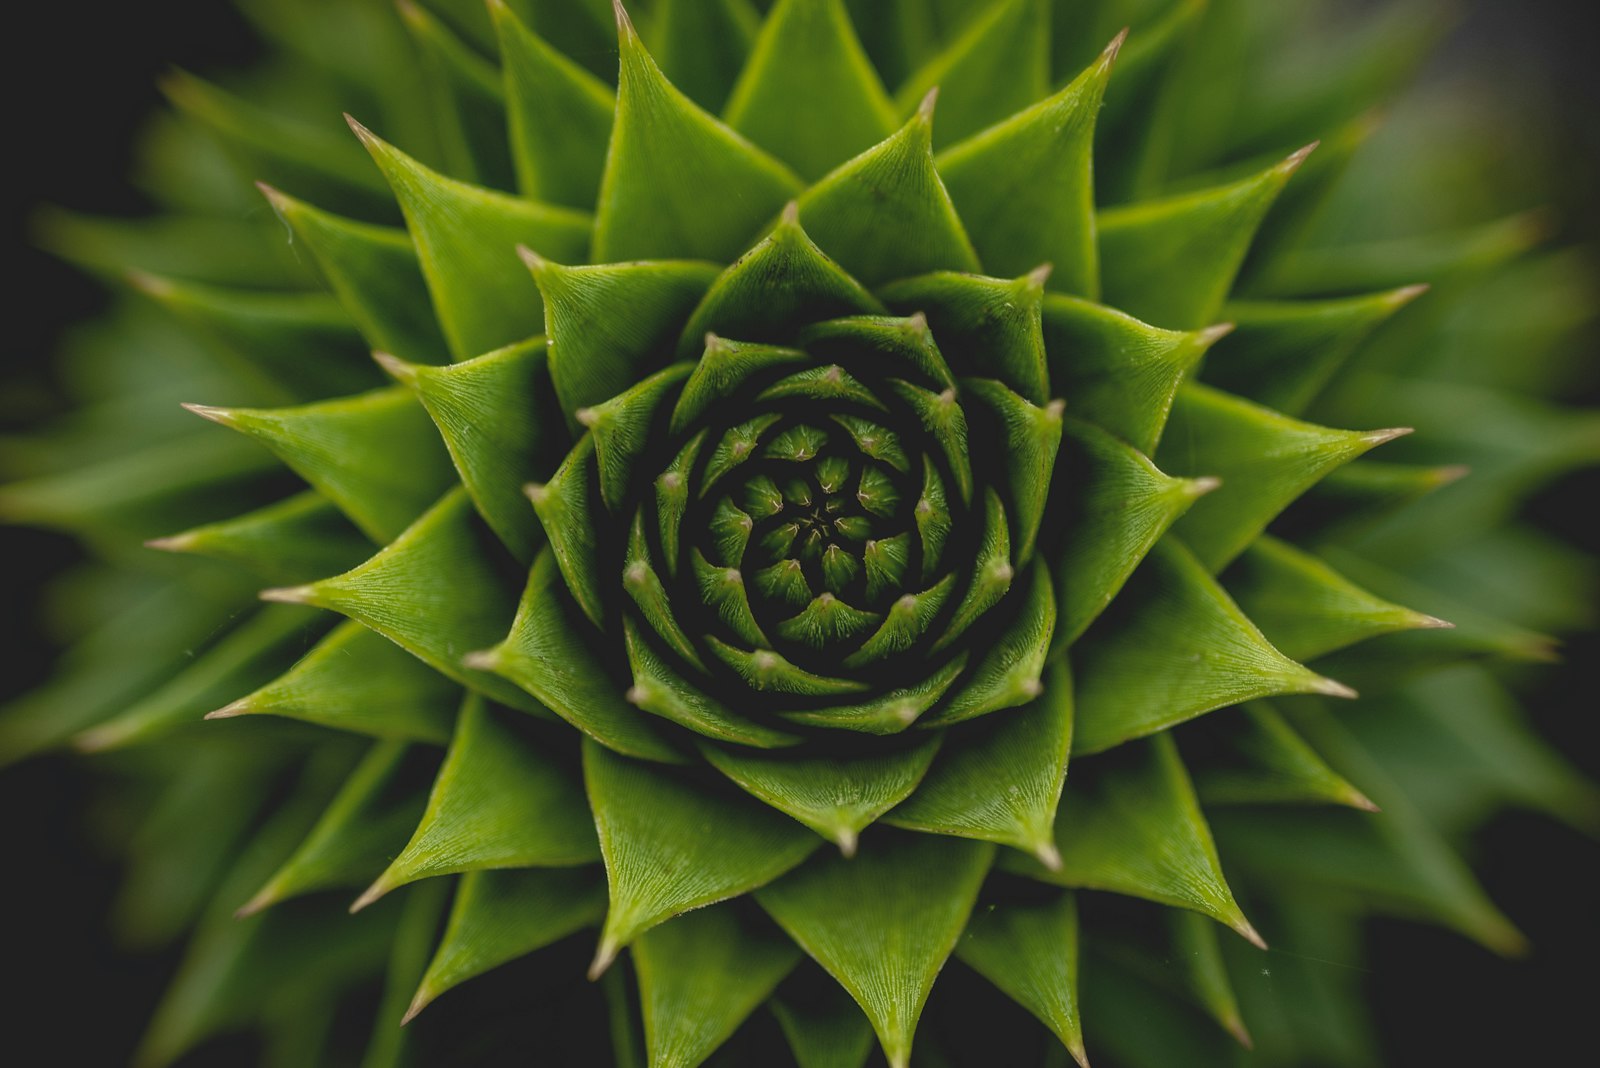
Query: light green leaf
[[1159, 382, 1408, 571], [671, 337, 807, 434], [936, 32, 1119, 297], [398, 0, 513, 189], [702, 735, 940, 854], [264, 488, 542, 715], [526, 436, 606, 627], [722, 0, 899, 180], [353, 696, 598, 910], [635, 904, 802, 1068], [1050, 418, 1216, 650], [931, 488, 1008, 649], [925, 559, 1054, 727], [955, 890, 1086, 1067], [525, 251, 721, 425], [796, 314, 956, 391], [183, 386, 453, 543], [504, 0, 617, 81], [756, 831, 994, 1068], [209, 620, 458, 743], [889, 379, 972, 506], [1099, 147, 1312, 330], [1014, 734, 1264, 947], [1072, 538, 1350, 755], [776, 654, 969, 735], [624, 617, 802, 749], [1190, 702, 1378, 811], [882, 272, 1050, 407], [584, 740, 820, 971], [472, 549, 682, 763], [349, 117, 591, 358], [706, 636, 870, 698], [796, 93, 980, 287], [256, 184, 449, 363], [407, 866, 605, 1021], [146, 491, 372, 586], [959, 380, 1061, 563], [490, 0, 615, 208], [378, 338, 563, 563], [889, 658, 1071, 865], [592, 3, 802, 261], [582, 363, 692, 511], [893, 0, 1050, 149], [646, 0, 760, 112]]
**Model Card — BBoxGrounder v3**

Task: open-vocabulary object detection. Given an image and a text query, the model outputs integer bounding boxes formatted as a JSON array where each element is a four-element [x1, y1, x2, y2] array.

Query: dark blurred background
[[3, 1, 1595, 1064]]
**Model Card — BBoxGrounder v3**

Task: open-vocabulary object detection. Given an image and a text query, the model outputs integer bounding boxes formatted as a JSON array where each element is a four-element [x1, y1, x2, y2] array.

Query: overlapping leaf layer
[[4, 1, 1597, 1066]]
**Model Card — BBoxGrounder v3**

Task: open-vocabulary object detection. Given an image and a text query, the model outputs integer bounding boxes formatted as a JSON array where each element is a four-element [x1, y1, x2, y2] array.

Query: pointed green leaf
[[1051, 417, 1216, 649], [581, 363, 692, 511], [771, 975, 876, 1068], [635, 904, 802, 1068], [210, 620, 457, 743], [491, 0, 616, 208], [526, 436, 607, 627], [677, 203, 885, 355], [147, 491, 371, 586], [398, 0, 514, 189], [239, 742, 431, 916], [776, 654, 969, 735], [796, 92, 980, 287], [584, 740, 820, 969], [183, 386, 453, 543], [936, 33, 1118, 297], [846, 575, 955, 667], [361, 861, 450, 1068], [1015, 734, 1263, 946], [525, 251, 721, 424], [706, 636, 869, 698], [931, 488, 1009, 650], [1072, 538, 1351, 755], [1098, 147, 1313, 330], [1159, 382, 1409, 571], [1168, 909, 1254, 1048], [1280, 460, 1471, 550], [622, 514, 705, 667], [257, 184, 449, 363], [473, 549, 682, 763], [693, 548, 769, 646], [889, 379, 972, 505], [894, 0, 1050, 148], [354, 697, 598, 909], [654, 431, 704, 574], [408, 866, 605, 1021], [924, 559, 1055, 727], [796, 314, 956, 391], [592, 4, 802, 261], [757, 831, 994, 1068], [959, 379, 1062, 561], [881, 271, 1050, 405], [1041, 294, 1228, 454], [265, 488, 541, 715], [955, 890, 1086, 1067], [350, 118, 591, 358], [703, 736, 940, 854], [505, 0, 618, 81], [647, 0, 760, 112], [889, 658, 1071, 865], [1190, 703, 1378, 811], [624, 617, 802, 748], [671, 337, 808, 434], [723, 0, 899, 180]]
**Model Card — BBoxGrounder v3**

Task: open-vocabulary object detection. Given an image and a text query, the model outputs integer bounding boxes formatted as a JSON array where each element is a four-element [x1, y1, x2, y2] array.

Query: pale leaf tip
[[234, 887, 277, 919], [835, 827, 859, 858], [1196, 321, 1236, 347], [259, 584, 315, 605], [181, 401, 233, 426], [143, 532, 195, 553], [1390, 282, 1431, 306], [462, 648, 502, 672], [344, 112, 375, 142], [372, 350, 416, 382], [1434, 464, 1471, 486], [1233, 916, 1269, 951], [523, 481, 550, 505], [1346, 788, 1382, 813], [126, 270, 173, 298], [1033, 839, 1063, 872], [1224, 1014, 1255, 1050], [1413, 612, 1455, 631], [1364, 426, 1413, 446], [588, 934, 622, 981], [1313, 676, 1359, 700], [575, 406, 600, 428], [516, 244, 551, 274], [1069, 1043, 1091, 1068], [916, 86, 940, 124], [1102, 28, 1130, 65], [1021, 262, 1054, 295], [780, 199, 801, 227], [1281, 141, 1320, 174], [349, 877, 392, 914], [400, 988, 433, 1027], [611, 0, 636, 38], [204, 697, 253, 721]]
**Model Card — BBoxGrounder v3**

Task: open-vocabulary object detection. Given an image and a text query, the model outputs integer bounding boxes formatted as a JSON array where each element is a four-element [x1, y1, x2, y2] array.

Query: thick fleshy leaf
[[647, 0, 760, 112], [796, 314, 956, 392], [183, 386, 453, 543], [1224, 535, 1448, 662], [128, 273, 373, 400], [1051, 418, 1216, 649], [407, 866, 605, 1022], [722, 0, 898, 180], [1190, 703, 1378, 811], [582, 363, 692, 511], [1015, 734, 1264, 947], [677, 203, 884, 355], [504, 0, 617, 81], [961, 381, 1063, 565], [525, 251, 721, 424], [955, 890, 1086, 1067], [583, 740, 820, 971], [796, 92, 980, 287], [1098, 147, 1313, 330], [470, 549, 682, 762], [1072, 538, 1351, 755], [238, 742, 431, 916], [1168, 909, 1254, 1047], [1159, 382, 1409, 571], [634, 904, 802, 1068], [624, 617, 802, 748], [931, 489, 1009, 650], [893, 0, 1050, 148], [208, 620, 457, 743], [671, 338, 807, 434], [525, 436, 606, 626], [378, 338, 563, 563], [491, 0, 616, 208], [707, 636, 869, 698], [771, 974, 876, 1068], [756, 831, 994, 1068], [702, 735, 940, 854], [257, 184, 449, 364], [776, 654, 969, 735], [349, 118, 591, 357], [146, 491, 371, 586], [262, 488, 541, 715], [1206, 286, 1429, 416], [881, 272, 1050, 406], [888, 658, 1071, 865], [925, 560, 1055, 727], [1041, 294, 1229, 454], [352, 697, 598, 910], [398, 0, 514, 189], [936, 32, 1119, 297], [591, 4, 802, 262]]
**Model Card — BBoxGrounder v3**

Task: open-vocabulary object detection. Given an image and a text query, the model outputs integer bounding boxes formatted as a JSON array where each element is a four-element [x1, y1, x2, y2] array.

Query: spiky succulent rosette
[[5, 0, 1599, 1065]]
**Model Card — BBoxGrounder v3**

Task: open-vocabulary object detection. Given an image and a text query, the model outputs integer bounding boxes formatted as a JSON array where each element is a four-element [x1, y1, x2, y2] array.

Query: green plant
[[5, 0, 1597, 1065]]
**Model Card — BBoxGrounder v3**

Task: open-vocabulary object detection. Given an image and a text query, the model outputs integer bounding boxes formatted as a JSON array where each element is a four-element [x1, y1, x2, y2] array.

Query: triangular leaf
[[646, 0, 760, 113], [955, 889, 1086, 1067], [893, 0, 1050, 148], [1189, 702, 1378, 811], [581, 363, 692, 511], [771, 972, 876, 1068], [146, 491, 372, 586], [924, 559, 1055, 727], [398, 0, 514, 189], [881, 273, 1050, 405]]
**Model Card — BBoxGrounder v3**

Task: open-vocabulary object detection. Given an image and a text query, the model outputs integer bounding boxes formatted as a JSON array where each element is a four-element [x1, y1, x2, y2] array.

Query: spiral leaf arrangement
[[5, 1, 1597, 1066]]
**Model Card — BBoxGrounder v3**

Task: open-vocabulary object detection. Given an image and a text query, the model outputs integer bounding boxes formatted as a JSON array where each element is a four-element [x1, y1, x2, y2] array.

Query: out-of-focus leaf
[[955, 889, 1086, 1067], [146, 491, 372, 586], [894, 0, 1050, 148]]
